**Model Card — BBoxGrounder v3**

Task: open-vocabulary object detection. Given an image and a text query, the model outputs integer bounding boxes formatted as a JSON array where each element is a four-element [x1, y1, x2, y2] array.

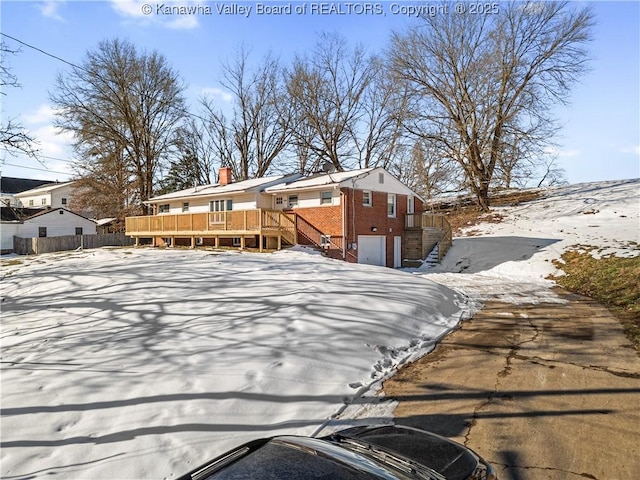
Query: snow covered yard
[[1, 178, 637, 479], [0, 247, 471, 479], [421, 179, 640, 303]]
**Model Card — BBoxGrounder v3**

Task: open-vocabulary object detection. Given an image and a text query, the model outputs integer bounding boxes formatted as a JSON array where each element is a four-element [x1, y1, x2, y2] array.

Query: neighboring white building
[[0, 177, 52, 208], [14, 181, 76, 209], [1, 208, 97, 253]]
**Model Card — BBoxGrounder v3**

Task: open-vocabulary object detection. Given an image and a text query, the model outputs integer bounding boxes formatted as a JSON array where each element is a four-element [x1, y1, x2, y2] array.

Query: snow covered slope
[[423, 178, 639, 303]]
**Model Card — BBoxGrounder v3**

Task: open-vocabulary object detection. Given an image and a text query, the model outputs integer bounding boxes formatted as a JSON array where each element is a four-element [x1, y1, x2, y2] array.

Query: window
[[75, 227, 83, 236], [363, 190, 372, 207], [288, 195, 298, 208], [209, 199, 231, 212], [159, 204, 170, 213], [41, 198, 47, 205], [320, 191, 332, 205], [38, 227, 47, 238], [182, 202, 189, 212], [232, 237, 242, 247], [379, 173, 385, 184], [29, 199, 34, 206], [275, 196, 283, 206], [61, 198, 67, 205], [387, 193, 396, 218], [320, 235, 331, 248], [210, 199, 231, 224]]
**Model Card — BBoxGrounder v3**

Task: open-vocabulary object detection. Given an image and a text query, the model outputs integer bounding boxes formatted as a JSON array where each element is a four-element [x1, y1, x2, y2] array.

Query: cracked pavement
[[383, 287, 640, 480]]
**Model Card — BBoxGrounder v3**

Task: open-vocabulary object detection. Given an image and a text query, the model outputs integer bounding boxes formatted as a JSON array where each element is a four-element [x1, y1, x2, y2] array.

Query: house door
[[357, 235, 386, 267], [394, 236, 402, 268]]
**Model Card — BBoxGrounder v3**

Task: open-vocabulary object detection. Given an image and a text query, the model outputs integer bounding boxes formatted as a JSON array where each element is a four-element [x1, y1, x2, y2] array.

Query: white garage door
[[357, 235, 386, 267]]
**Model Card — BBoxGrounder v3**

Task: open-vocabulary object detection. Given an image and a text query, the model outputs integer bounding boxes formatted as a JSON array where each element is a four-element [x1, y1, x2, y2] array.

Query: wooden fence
[[13, 233, 134, 255]]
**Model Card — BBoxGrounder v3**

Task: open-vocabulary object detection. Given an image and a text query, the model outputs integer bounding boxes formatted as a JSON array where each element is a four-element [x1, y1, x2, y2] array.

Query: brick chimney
[[219, 167, 233, 186]]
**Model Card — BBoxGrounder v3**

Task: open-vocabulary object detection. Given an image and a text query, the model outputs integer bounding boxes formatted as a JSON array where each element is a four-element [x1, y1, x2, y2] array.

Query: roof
[[96, 218, 117, 226], [25, 208, 96, 223], [13, 181, 76, 197], [0, 177, 52, 195], [264, 168, 376, 193], [147, 174, 303, 203]]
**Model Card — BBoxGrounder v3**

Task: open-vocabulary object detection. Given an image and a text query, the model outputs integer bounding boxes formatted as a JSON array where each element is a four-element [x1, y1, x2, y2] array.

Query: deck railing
[[405, 213, 453, 263], [405, 213, 449, 230], [126, 209, 296, 242]]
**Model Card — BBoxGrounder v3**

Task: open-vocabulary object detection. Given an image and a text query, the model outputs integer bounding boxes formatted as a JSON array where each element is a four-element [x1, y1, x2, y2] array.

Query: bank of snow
[[0, 247, 471, 479], [420, 178, 640, 303]]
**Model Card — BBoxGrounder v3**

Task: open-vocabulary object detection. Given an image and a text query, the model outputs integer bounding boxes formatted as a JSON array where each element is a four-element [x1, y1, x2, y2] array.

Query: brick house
[[126, 167, 442, 268], [264, 168, 423, 267]]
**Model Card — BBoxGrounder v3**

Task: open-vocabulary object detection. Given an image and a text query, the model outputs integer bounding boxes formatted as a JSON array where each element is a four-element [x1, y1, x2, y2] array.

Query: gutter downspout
[[340, 190, 346, 260]]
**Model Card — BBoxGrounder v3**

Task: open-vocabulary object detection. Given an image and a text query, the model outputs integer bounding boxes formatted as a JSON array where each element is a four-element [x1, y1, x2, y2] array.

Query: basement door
[[357, 235, 386, 267]]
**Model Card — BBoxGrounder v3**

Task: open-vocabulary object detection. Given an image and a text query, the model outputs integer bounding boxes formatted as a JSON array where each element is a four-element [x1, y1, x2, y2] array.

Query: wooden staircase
[[402, 214, 452, 267]]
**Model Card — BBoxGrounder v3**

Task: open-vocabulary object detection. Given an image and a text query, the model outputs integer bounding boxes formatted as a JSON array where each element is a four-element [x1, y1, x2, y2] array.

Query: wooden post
[[240, 236, 245, 250], [278, 234, 282, 250], [190, 236, 195, 248], [259, 234, 263, 252]]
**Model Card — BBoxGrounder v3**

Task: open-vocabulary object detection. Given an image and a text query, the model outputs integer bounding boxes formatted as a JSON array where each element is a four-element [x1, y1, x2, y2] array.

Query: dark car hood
[[326, 425, 480, 480]]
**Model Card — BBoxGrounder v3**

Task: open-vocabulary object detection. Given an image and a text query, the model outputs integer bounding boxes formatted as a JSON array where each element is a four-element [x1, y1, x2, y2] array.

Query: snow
[[420, 178, 639, 303], [1, 248, 471, 479], [1, 178, 637, 479]]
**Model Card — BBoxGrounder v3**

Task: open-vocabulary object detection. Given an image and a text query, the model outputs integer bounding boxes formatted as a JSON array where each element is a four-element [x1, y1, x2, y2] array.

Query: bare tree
[[389, 1, 594, 210], [350, 57, 409, 170], [51, 38, 186, 214], [1, 41, 39, 159], [536, 155, 568, 188], [203, 48, 293, 181], [160, 117, 219, 193], [69, 140, 138, 230], [400, 139, 465, 201], [286, 32, 376, 172]]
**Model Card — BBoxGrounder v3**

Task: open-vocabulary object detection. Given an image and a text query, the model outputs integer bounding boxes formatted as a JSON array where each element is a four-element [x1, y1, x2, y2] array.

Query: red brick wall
[[292, 205, 343, 236], [291, 189, 422, 267], [342, 188, 413, 267]]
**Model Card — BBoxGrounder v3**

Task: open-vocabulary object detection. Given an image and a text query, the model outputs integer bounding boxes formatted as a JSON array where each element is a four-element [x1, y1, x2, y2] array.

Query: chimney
[[219, 167, 233, 186]]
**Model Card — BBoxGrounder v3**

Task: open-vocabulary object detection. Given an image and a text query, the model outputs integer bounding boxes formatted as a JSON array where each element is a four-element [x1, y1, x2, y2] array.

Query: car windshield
[[337, 427, 478, 480], [205, 439, 390, 480]]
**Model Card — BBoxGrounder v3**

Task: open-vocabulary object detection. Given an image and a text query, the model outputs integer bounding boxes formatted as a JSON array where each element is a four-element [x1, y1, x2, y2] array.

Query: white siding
[[50, 185, 75, 209], [232, 194, 258, 210], [16, 184, 75, 209], [18, 210, 96, 238], [1, 223, 20, 251], [157, 193, 259, 215], [351, 169, 416, 196], [2, 210, 96, 251], [286, 189, 340, 209]]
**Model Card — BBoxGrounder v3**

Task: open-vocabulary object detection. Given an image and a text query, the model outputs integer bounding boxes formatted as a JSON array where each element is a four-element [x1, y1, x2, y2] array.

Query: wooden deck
[[125, 209, 297, 250]]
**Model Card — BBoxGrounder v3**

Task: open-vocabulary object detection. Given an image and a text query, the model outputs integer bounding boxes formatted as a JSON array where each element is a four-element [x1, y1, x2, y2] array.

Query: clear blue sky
[[1, 0, 639, 184]]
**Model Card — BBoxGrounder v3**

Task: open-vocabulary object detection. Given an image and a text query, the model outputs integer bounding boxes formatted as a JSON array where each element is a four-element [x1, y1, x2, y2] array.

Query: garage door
[[357, 235, 386, 267]]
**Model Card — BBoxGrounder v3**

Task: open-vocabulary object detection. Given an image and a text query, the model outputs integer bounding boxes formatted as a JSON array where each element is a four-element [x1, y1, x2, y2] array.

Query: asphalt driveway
[[384, 287, 640, 480]]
